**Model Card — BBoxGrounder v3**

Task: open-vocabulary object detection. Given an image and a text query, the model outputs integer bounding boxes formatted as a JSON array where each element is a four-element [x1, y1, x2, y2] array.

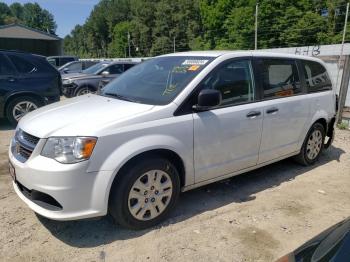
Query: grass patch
[[337, 122, 349, 130]]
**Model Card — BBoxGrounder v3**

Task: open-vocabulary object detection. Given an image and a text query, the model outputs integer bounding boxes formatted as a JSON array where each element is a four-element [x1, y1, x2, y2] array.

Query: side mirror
[[193, 89, 222, 111], [101, 71, 110, 76], [63, 68, 69, 73]]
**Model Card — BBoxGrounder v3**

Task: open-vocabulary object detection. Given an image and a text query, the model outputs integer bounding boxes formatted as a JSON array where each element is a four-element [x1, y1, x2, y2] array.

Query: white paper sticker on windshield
[[182, 59, 209, 65]]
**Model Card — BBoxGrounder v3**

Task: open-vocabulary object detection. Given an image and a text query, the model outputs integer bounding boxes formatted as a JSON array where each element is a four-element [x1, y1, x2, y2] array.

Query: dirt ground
[[0, 118, 349, 262]]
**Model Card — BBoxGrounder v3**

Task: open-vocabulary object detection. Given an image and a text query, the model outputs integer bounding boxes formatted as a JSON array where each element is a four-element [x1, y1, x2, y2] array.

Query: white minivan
[[9, 51, 336, 229]]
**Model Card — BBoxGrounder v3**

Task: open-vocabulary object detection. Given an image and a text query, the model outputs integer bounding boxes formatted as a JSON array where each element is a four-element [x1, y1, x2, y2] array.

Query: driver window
[[202, 59, 255, 106], [259, 59, 301, 98]]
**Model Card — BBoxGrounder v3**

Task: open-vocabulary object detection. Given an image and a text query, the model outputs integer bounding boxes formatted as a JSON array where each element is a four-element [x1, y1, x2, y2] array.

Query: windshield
[[102, 56, 214, 105], [83, 62, 110, 74]]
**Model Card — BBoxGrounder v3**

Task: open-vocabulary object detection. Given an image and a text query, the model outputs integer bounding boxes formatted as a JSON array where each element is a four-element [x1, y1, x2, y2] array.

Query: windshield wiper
[[104, 92, 139, 103]]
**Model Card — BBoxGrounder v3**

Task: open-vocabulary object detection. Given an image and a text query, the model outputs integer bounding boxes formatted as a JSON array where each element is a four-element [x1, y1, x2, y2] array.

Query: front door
[[193, 59, 264, 183]]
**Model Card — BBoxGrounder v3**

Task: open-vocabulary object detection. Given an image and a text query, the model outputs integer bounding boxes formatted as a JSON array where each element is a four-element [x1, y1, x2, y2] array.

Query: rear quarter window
[[302, 60, 332, 92], [7, 54, 37, 74], [0, 54, 16, 75]]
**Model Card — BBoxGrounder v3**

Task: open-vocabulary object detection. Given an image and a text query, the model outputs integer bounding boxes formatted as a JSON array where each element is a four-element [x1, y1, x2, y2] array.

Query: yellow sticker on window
[[188, 65, 200, 71]]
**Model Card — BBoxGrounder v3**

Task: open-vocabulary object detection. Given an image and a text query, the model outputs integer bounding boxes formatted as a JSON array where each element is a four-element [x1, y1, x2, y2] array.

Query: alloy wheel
[[12, 101, 38, 121], [306, 129, 323, 160]]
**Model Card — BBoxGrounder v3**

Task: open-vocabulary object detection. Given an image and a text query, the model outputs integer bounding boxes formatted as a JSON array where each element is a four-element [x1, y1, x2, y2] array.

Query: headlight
[[63, 79, 73, 85], [41, 137, 97, 164]]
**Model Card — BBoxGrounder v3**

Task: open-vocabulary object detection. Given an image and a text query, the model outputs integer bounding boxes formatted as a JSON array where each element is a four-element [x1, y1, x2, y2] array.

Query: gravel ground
[[0, 118, 349, 262]]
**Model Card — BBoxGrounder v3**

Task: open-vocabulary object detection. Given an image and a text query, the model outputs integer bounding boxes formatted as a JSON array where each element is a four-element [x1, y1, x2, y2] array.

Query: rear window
[[7, 54, 37, 74], [67, 62, 82, 71], [60, 57, 75, 66], [124, 63, 136, 71], [302, 60, 332, 92]]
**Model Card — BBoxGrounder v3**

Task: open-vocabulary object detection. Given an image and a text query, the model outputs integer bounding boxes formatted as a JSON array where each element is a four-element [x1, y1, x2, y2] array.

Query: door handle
[[246, 111, 261, 118], [266, 107, 279, 114], [7, 77, 16, 82]]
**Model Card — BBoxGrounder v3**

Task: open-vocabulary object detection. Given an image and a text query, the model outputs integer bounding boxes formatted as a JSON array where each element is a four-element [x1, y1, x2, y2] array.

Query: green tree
[[109, 21, 131, 57], [0, 2, 11, 25], [22, 3, 56, 34]]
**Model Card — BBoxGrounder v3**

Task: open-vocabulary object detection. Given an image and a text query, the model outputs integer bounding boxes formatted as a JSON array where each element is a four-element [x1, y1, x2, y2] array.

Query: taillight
[[335, 94, 339, 112]]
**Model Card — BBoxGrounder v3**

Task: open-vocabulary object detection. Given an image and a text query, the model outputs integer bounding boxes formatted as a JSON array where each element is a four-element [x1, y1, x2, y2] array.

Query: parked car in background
[[58, 60, 99, 75], [0, 50, 61, 125], [9, 51, 336, 229], [62, 61, 138, 97], [277, 217, 350, 262], [47, 56, 78, 68]]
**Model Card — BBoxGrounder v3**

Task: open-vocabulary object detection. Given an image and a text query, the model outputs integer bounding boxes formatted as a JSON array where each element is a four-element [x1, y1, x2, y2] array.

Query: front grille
[[18, 146, 32, 159], [12, 129, 40, 163], [21, 131, 39, 146]]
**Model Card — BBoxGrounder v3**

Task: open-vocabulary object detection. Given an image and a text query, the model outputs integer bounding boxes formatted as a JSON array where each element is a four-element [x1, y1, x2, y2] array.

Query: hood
[[18, 95, 155, 138]]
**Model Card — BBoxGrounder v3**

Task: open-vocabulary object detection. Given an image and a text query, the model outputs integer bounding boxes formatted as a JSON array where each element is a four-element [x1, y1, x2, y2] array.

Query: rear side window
[[302, 60, 332, 92], [259, 59, 301, 99], [0, 54, 16, 75], [7, 54, 37, 74]]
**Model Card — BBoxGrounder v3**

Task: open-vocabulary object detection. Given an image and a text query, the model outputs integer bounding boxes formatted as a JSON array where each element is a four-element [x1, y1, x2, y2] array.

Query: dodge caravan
[[9, 51, 336, 229]]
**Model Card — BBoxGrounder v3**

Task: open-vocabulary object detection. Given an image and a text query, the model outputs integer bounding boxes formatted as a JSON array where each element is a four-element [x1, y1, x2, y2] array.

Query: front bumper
[[62, 83, 77, 98], [9, 138, 112, 221]]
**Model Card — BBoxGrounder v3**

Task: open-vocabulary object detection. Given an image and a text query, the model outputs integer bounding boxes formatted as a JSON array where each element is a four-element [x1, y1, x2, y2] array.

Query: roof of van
[[162, 50, 323, 62]]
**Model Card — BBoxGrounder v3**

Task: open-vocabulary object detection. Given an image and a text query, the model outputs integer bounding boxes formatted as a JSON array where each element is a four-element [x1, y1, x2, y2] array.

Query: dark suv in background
[[0, 50, 61, 125]]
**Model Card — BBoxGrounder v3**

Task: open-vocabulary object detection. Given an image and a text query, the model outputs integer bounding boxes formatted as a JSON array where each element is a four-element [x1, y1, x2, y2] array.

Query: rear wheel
[[295, 122, 325, 165], [109, 157, 180, 230], [6, 96, 41, 125]]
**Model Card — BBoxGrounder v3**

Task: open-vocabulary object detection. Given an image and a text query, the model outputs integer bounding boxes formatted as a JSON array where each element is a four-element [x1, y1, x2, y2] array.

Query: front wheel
[[75, 86, 94, 96], [294, 122, 325, 165], [109, 157, 180, 230]]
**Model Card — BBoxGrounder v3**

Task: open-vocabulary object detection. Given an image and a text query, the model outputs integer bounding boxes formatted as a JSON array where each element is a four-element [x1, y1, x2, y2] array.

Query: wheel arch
[[314, 118, 327, 133], [114, 148, 185, 186], [105, 148, 186, 209], [4, 92, 45, 116]]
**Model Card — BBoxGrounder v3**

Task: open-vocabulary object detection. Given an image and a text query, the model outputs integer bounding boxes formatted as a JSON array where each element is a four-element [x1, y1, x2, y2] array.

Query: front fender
[[88, 133, 194, 212]]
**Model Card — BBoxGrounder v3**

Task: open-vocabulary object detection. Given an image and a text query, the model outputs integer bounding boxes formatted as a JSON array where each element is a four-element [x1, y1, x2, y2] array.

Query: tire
[[6, 96, 41, 125], [109, 156, 180, 230], [294, 122, 325, 166], [75, 86, 94, 96]]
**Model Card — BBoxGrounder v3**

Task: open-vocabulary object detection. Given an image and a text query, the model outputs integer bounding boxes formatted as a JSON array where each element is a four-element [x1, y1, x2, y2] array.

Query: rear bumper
[[324, 117, 336, 149]]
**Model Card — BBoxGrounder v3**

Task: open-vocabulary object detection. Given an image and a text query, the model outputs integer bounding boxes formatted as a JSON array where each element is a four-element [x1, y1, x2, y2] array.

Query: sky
[[2, 0, 99, 37]]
